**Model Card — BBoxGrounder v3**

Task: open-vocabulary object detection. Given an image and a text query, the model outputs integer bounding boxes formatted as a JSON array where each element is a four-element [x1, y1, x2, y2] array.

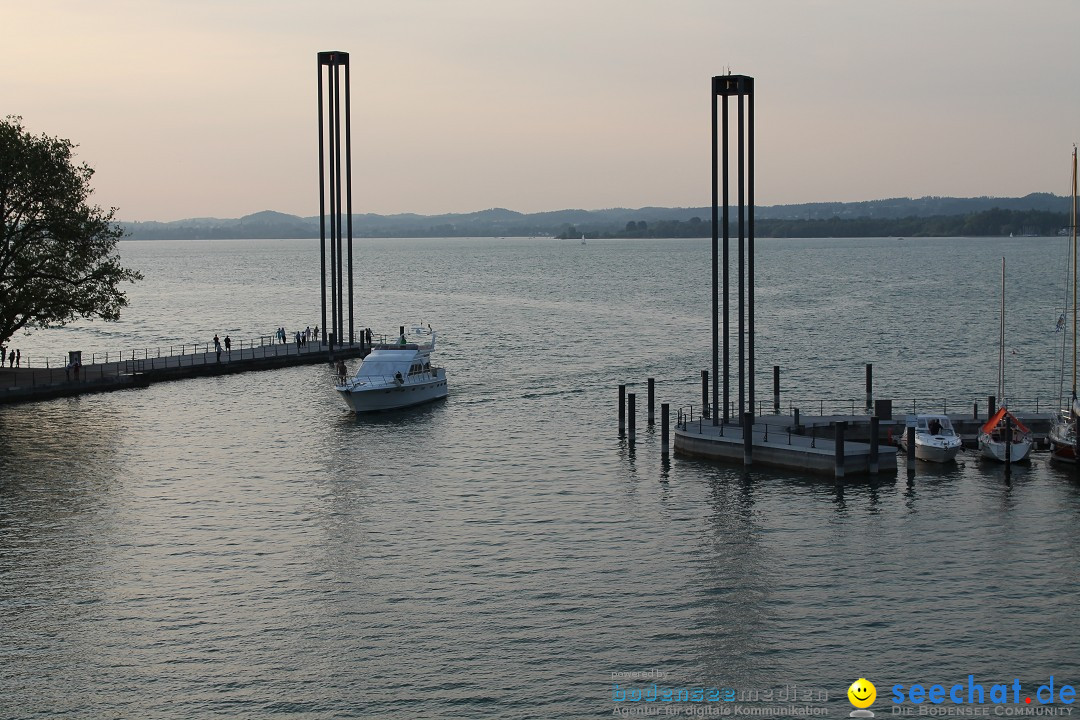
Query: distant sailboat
[[978, 257, 1033, 462], [581, 234, 586, 245], [1050, 147, 1080, 463]]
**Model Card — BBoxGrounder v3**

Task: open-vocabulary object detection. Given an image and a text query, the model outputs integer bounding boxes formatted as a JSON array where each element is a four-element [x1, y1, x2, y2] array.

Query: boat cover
[[980, 407, 1030, 435]]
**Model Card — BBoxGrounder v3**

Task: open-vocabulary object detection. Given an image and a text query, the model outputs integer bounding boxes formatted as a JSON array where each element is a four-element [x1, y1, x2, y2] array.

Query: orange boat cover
[[980, 406, 1031, 435]]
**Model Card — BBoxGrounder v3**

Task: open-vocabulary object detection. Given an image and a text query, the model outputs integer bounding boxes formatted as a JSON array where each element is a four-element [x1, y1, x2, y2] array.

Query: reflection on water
[[2, 238, 1080, 717]]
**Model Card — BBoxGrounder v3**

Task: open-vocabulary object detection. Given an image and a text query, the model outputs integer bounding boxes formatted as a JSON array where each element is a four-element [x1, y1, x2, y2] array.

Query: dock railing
[[0, 333, 373, 395], [677, 397, 1054, 428], [3, 333, 315, 370]]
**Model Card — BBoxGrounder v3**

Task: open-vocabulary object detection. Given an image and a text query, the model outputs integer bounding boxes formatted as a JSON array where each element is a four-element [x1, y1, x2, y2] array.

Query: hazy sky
[[4, 0, 1079, 221]]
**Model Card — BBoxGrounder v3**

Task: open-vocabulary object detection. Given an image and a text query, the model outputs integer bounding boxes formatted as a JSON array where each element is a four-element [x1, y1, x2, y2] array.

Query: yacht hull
[[337, 373, 448, 413], [977, 436, 1032, 463], [912, 441, 961, 463]]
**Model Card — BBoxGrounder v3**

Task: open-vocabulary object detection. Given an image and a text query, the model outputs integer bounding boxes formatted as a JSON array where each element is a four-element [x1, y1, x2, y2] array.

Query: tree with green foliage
[[0, 116, 141, 348]]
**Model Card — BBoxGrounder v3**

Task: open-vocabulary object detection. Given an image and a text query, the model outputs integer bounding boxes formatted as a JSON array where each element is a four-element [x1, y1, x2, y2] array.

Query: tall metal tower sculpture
[[711, 74, 755, 428], [318, 50, 354, 355]]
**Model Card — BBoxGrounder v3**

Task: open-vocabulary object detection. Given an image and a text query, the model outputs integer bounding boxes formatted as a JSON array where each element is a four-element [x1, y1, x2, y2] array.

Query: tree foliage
[[0, 116, 141, 346]]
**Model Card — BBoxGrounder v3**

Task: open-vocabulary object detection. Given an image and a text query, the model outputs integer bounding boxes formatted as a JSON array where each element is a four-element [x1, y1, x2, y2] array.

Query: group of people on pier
[[0, 345, 19, 368]]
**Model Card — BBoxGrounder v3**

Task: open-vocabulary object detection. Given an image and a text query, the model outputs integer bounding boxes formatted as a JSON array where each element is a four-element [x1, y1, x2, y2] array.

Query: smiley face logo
[[848, 678, 876, 709]]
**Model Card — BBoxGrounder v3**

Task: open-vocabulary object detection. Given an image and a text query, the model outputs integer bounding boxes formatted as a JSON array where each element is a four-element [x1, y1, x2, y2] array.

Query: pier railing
[[4, 333, 286, 370], [780, 396, 1054, 416], [1, 331, 391, 371], [0, 337, 374, 396], [677, 396, 1056, 426]]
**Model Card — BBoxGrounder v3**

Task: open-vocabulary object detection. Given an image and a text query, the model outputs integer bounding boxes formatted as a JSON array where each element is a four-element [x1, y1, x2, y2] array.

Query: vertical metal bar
[[327, 57, 338, 356], [747, 79, 755, 422], [742, 411, 753, 466], [737, 84, 745, 422], [870, 416, 880, 474], [711, 81, 720, 427], [701, 370, 709, 418], [647, 377, 655, 425], [619, 384, 626, 436], [345, 56, 355, 346], [866, 363, 873, 409], [661, 403, 670, 456], [722, 90, 730, 424], [835, 421, 846, 480], [773, 365, 780, 414], [318, 56, 328, 351], [334, 59, 344, 344], [1005, 414, 1013, 466]]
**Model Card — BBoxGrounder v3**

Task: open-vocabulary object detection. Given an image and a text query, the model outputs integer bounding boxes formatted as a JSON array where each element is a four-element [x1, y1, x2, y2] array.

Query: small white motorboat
[[899, 414, 962, 463], [978, 407, 1032, 463], [334, 325, 448, 413]]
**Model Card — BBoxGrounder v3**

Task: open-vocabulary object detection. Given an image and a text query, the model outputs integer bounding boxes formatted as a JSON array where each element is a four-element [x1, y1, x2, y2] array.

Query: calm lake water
[[2, 237, 1079, 719]]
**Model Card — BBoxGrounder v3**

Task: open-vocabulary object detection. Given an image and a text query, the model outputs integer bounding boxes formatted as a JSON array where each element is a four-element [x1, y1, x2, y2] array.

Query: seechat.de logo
[[848, 678, 877, 718]]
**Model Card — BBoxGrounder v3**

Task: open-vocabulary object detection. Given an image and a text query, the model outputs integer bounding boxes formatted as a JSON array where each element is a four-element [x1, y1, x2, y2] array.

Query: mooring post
[[988, 395, 996, 418], [1074, 415, 1080, 471], [701, 370, 710, 419], [906, 424, 916, 466], [835, 421, 847, 480], [865, 363, 873, 410], [973, 401, 979, 420], [793, 407, 800, 429], [742, 411, 753, 466], [773, 365, 780, 414], [1004, 413, 1013, 466], [661, 403, 670, 456], [628, 393, 637, 441], [869, 416, 880, 474], [618, 385, 626, 436], [647, 378, 655, 426]]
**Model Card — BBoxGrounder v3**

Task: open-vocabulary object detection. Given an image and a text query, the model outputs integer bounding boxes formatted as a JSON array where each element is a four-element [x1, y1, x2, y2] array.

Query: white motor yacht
[[335, 325, 448, 413], [899, 414, 962, 463]]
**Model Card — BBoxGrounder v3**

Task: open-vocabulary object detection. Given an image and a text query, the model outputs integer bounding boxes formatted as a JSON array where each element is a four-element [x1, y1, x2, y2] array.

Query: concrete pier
[[674, 415, 898, 476], [672, 409, 1061, 475], [0, 341, 368, 405]]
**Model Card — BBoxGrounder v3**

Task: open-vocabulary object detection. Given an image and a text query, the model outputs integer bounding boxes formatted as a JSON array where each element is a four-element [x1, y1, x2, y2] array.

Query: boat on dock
[[978, 407, 1033, 462], [899, 414, 962, 462], [980, 258, 1032, 463], [1051, 147, 1080, 464], [334, 325, 448, 413]]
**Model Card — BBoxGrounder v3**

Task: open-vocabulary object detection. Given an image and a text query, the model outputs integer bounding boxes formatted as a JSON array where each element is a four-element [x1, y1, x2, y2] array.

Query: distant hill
[[121, 193, 1074, 240]]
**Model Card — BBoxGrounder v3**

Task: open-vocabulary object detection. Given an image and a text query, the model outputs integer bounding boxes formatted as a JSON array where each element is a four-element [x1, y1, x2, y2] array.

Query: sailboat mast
[[1073, 147, 1078, 400], [999, 257, 1005, 402]]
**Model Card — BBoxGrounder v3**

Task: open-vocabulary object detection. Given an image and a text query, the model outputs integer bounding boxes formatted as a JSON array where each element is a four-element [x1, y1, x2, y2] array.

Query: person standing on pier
[[224, 335, 231, 354], [8, 349, 13, 367], [15, 349, 19, 367]]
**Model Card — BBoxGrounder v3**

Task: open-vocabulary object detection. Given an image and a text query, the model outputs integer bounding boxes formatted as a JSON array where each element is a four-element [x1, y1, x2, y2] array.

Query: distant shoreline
[[120, 193, 1071, 241]]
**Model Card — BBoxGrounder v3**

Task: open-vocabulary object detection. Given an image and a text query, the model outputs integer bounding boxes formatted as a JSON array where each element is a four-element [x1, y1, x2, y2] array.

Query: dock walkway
[[674, 414, 898, 476], [0, 341, 368, 404]]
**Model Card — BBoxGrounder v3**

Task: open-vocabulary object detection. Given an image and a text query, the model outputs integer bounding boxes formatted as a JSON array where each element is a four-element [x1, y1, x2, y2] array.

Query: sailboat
[[978, 257, 1033, 462], [1049, 147, 1080, 463]]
